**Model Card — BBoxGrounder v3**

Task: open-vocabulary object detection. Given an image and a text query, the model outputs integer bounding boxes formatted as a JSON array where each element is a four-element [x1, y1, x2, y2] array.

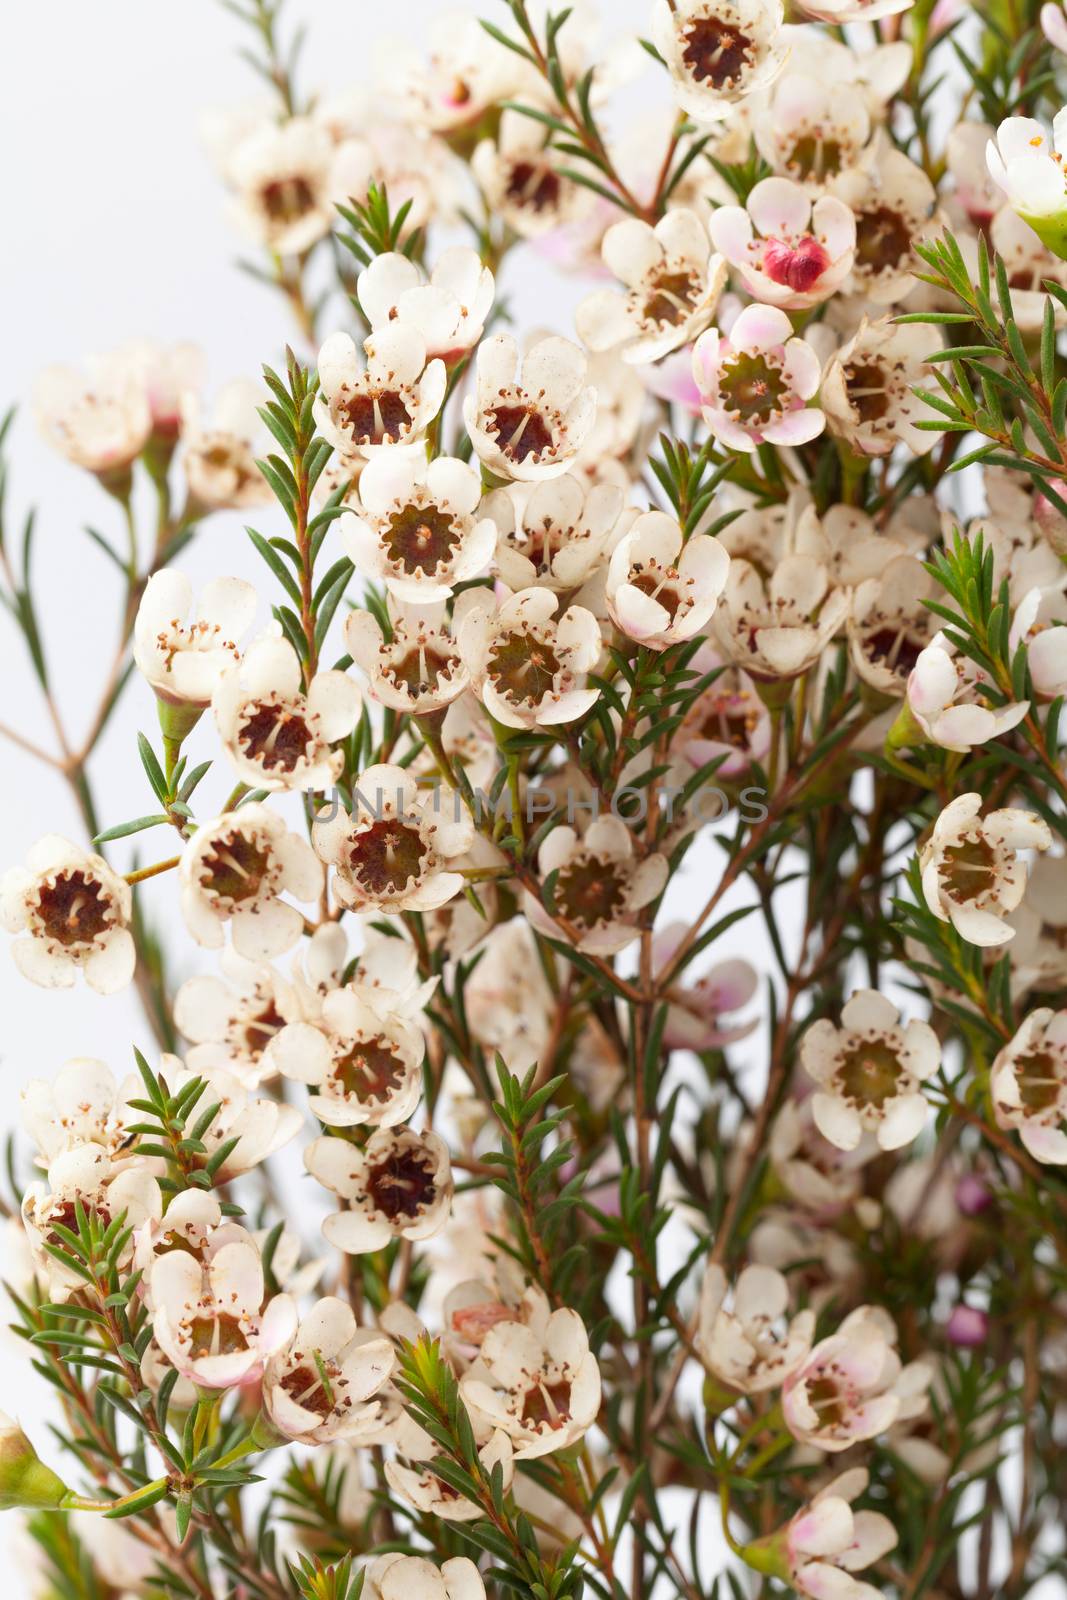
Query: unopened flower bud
[[0, 1414, 70, 1512], [955, 1173, 993, 1216], [946, 1305, 989, 1347]]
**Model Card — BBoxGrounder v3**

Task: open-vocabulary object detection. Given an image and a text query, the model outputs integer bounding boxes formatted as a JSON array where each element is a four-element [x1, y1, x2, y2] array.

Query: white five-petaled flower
[[357, 248, 495, 363], [606, 512, 730, 650], [306, 1127, 453, 1253], [463, 333, 597, 482], [800, 990, 940, 1153], [710, 178, 856, 310], [847, 555, 938, 701], [783, 1305, 930, 1452], [714, 555, 850, 681], [213, 634, 361, 793], [833, 147, 937, 305], [526, 817, 668, 956], [134, 569, 258, 710], [919, 793, 1052, 947], [180, 803, 323, 960], [386, 1432, 514, 1522], [744, 1467, 898, 1599], [314, 327, 446, 459], [224, 114, 350, 257], [33, 357, 150, 478], [822, 317, 939, 459], [458, 586, 602, 730], [991, 1007, 1067, 1164], [2, 836, 135, 995], [576, 209, 727, 363], [173, 946, 303, 1086], [364, 1556, 486, 1600], [22, 1144, 161, 1297], [346, 600, 470, 715], [484, 474, 623, 593], [313, 763, 474, 913], [987, 113, 1067, 258], [272, 981, 426, 1128], [339, 452, 495, 602], [472, 112, 589, 240], [164, 1059, 304, 1181], [755, 76, 873, 193], [697, 1263, 815, 1392], [181, 379, 272, 510], [907, 635, 1029, 751], [651, 0, 787, 124], [21, 1058, 136, 1168], [263, 1297, 395, 1443], [151, 1232, 297, 1389], [460, 1302, 601, 1459], [692, 304, 824, 452]]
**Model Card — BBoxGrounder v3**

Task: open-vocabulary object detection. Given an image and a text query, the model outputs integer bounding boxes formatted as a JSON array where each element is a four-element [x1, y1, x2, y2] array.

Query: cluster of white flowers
[[7, 0, 1067, 1591]]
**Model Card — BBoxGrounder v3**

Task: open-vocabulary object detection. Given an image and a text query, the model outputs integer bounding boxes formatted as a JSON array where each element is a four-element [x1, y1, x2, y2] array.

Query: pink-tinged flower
[[464, 918, 557, 1071], [755, 77, 872, 192], [2, 836, 135, 995], [347, 601, 469, 715], [34, 357, 150, 478], [386, 1432, 514, 1522], [908, 636, 1029, 751], [314, 327, 446, 459], [339, 452, 495, 603], [833, 148, 937, 305], [946, 1305, 989, 1347], [464, 334, 597, 482], [472, 112, 591, 240], [920, 793, 1051, 947], [1042, 0, 1067, 53], [213, 635, 361, 793], [525, 817, 667, 956], [783, 1306, 930, 1452], [151, 1235, 297, 1390], [135, 570, 257, 712], [651, 0, 787, 124], [674, 655, 771, 776], [577, 210, 727, 364], [800, 989, 940, 1153], [692, 305, 824, 453], [606, 512, 729, 649], [458, 586, 602, 730], [1012, 587, 1067, 698], [133, 1191, 236, 1299], [697, 1263, 814, 1392], [262, 1297, 394, 1443], [710, 178, 855, 310], [383, 13, 527, 136], [357, 248, 494, 363], [305, 1127, 453, 1253], [946, 122, 1002, 227], [443, 1275, 549, 1368], [955, 1172, 994, 1216], [848, 555, 938, 702], [822, 317, 939, 459], [769, 1098, 871, 1218], [744, 1467, 898, 1598], [99, 339, 204, 443], [991, 1007, 1067, 1163], [485, 474, 623, 594], [714, 555, 850, 681], [272, 981, 426, 1129], [312, 763, 474, 913], [460, 1303, 601, 1459], [22, 1144, 162, 1298], [181, 379, 272, 510], [654, 923, 758, 1048], [794, 0, 911, 19], [364, 1556, 486, 1600]]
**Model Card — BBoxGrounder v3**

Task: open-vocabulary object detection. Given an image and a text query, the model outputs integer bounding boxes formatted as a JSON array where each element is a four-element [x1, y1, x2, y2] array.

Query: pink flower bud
[[955, 1173, 993, 1216], [946, 1305, 988, 1347]]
